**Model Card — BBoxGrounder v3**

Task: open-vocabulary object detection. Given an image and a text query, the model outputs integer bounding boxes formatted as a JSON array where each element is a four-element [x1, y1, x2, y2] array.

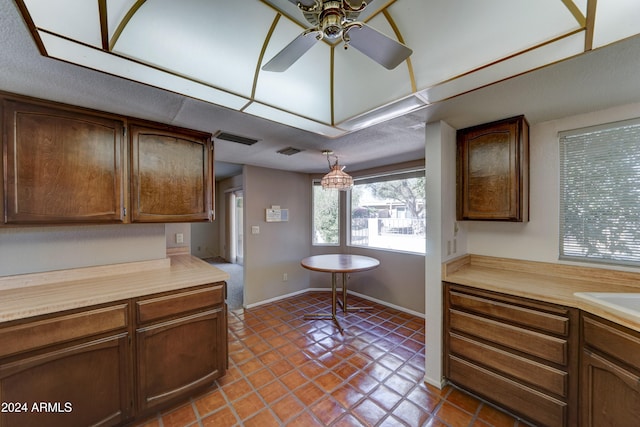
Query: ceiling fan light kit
[[262, 0, 413, 72]]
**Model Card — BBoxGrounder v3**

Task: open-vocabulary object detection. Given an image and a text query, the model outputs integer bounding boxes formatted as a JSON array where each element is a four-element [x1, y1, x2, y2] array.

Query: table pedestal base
[[303, 272, 344, 333], [336, 272, 372, 312]]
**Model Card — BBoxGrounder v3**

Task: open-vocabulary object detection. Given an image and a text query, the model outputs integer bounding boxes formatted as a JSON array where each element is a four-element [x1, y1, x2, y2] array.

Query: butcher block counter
[[443, 254, 640, 332], [0, 255, 229, 427], [0, 254, 229, 323]]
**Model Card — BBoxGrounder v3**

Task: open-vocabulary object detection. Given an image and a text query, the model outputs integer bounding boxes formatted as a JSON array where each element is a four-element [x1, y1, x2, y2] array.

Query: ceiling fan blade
[[262, 30, 322, 72], [346, 23, 413, 70]]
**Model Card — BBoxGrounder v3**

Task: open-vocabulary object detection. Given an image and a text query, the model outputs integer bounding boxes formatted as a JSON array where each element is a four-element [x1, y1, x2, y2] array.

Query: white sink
[[574, 292, 640, 319]]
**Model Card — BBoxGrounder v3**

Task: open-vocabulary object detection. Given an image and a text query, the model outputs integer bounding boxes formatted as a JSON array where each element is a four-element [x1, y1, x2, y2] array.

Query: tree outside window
[[350, 172, 425, 254], [312, 182, 339, 245]]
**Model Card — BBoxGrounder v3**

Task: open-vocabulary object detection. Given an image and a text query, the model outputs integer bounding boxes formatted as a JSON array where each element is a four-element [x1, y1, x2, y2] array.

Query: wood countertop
[[443, 254, 640, 332], [0, 255, 230, 323]]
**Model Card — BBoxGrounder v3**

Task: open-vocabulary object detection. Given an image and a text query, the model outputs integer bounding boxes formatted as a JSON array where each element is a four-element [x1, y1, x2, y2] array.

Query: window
[[312, 180, 339, 245], [349, 170, 425, 254], [559, 118, 640, 266]]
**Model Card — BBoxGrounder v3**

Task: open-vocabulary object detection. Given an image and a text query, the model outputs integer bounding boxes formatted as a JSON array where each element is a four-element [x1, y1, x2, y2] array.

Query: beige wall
[[0, 224, 166, 276], [165, 223, 191, 252], [243, 165, 312, 307]]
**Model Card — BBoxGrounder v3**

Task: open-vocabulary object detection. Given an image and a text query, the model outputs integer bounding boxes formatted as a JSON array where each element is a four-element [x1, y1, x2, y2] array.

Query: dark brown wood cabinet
[[0, 283, 227, 427], [580, 313, 640, 426], [0, 92, 215, 225], [444, 283, 578, 427], [134, 285, 227, 414], [129, 123, 212, 223], [2, 98, 126, 224], [457, 115, 529, 221], [0, 304, 132, 427]]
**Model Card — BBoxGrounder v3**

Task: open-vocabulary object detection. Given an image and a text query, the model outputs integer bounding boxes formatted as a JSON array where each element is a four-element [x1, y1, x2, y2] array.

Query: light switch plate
[[251, 226, 260, 234]]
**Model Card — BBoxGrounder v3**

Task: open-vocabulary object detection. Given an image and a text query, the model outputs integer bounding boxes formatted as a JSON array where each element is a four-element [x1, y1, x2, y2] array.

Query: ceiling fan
[[262, 0, 413, 72]]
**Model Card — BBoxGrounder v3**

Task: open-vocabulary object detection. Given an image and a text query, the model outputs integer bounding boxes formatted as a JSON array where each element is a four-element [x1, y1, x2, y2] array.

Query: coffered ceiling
[[3, 0, 640, 176], [14, 0, 640, 137]]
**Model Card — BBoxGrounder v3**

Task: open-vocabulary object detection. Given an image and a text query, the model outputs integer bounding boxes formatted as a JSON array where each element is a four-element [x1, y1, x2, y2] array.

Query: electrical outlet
[[283, 273, 288, 282], [176, 233, 184, 244]]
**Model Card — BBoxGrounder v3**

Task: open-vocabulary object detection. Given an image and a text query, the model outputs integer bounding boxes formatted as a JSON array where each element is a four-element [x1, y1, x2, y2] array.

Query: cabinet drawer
[[582, 314, 640, 370], [137, 285, 224, 324], [449, 332, 568, 397], [450, 309, 567, 365], [450, 290, 569, 336], [0, 304, 128, 358], [448, 355, 566, 427]]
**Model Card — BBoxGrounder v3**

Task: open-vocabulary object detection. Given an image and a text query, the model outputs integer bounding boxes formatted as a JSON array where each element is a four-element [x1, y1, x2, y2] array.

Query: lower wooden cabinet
[[0, 282, 227, 427], [444, 283, 578, 427], [580, 313, 640, 426], [0, 334, 131, 427]]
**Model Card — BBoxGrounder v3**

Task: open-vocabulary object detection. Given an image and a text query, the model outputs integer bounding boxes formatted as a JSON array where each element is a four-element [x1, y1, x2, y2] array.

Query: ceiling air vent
[[277, 147, 303, 156], [214, 131, 259, 146]]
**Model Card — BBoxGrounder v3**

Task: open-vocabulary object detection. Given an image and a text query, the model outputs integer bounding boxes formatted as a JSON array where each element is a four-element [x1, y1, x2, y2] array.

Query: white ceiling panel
[[113, 0, 275, 97], [593, 0, 640, 49], [23, 0, 102, 47], [39, 31, 249, 111], [421, 31, 586, 104], [106, 0, 138, 41], [396, 0, 579, 89], [255, 17, 332, 123], [333, 14, 414, 123]]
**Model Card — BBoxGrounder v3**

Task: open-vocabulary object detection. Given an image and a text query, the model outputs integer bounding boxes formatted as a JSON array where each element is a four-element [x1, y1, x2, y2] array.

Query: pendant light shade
[[321, 150, 353, 191]]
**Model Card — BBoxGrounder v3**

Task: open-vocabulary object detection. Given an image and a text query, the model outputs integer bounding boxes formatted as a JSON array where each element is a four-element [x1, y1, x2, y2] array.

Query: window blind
[[559, 118, 640, 266]]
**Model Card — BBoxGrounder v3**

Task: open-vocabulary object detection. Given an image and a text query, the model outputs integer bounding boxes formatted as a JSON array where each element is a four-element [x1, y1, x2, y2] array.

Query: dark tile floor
[[134, 292, 531, 427]]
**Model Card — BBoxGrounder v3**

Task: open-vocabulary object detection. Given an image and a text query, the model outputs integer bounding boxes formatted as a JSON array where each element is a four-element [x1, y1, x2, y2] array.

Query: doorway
[[216, 187, 244, 310], [232, 190, 244, 265]]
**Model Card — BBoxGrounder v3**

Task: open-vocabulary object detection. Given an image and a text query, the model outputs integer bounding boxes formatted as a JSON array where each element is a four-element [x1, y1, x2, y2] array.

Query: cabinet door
[[457, 115, 529, 221], [0, 334, 132, 427], [3, 99, 126, 224], [580, 349, 640, 426], [136, 308, 225, 413], [130, 124, 212, 222]]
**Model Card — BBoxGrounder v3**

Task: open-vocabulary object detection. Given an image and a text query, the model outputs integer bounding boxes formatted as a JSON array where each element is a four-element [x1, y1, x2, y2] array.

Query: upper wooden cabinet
[[0, 92, 215, 225], [457, 115, 529, 221], [2, 99, 126, 224], [129, 123, 212, 223]]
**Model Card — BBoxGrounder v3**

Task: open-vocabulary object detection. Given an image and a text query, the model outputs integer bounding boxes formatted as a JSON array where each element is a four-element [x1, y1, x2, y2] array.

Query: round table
[[300, 254, 380, 333]]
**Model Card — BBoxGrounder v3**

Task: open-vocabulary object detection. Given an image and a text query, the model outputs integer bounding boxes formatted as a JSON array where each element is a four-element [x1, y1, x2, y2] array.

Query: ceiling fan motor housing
[[302, 1, 368, 39]]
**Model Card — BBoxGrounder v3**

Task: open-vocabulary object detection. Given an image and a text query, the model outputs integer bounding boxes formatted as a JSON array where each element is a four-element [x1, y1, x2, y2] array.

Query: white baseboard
[[244, 288, 425, 319], [346, 290, 425, 319], [243, 288, 326, 309]]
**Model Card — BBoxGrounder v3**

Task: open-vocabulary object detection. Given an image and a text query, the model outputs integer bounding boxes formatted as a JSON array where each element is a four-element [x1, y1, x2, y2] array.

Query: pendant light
[[321, 150, 353, 191]]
